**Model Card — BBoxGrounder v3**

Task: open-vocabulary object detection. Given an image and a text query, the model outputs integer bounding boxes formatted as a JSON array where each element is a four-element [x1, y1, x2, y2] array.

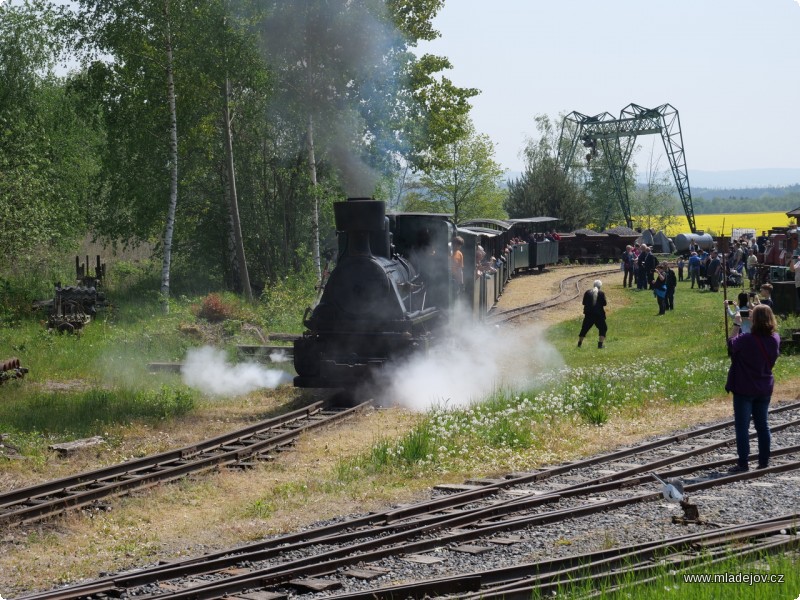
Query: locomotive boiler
[[293, 198, 441, 389]]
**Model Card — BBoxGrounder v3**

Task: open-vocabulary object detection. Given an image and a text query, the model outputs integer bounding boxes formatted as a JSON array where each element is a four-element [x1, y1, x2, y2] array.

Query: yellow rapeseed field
[[665, 212, 796, 238]]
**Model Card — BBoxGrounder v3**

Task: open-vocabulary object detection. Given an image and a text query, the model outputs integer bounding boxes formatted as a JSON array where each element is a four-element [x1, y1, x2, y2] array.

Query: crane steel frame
[[557, 103, 696, 233]]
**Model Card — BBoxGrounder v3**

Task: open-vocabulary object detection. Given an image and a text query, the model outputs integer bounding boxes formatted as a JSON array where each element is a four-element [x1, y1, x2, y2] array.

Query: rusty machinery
[[39, 255, 107, 333], [0, 357, 28, 384]]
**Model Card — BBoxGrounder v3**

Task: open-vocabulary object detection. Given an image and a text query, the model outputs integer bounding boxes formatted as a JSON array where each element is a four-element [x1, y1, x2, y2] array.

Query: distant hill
[[692, 184, 800, 202], [688, 168, 800, 189], [508, 168, 800, 190]]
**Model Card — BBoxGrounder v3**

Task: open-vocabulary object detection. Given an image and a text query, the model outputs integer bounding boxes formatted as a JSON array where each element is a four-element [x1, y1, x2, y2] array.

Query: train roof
[[458, 226, 501, 237], [389, 212, 452, 218], [460, 219, 511, 231], [506, 217, 560, 224]]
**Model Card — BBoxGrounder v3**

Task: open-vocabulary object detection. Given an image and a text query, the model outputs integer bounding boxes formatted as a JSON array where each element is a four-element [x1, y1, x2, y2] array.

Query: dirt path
[[494, 264, 623, 326]]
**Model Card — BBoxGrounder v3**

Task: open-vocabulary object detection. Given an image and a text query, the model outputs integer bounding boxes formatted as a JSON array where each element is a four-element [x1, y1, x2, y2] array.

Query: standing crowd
[[595, 236, 786, 475]]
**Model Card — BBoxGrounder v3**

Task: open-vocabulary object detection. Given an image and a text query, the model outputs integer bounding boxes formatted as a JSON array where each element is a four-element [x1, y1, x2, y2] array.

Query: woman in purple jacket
[[725, 304, 780, 472]]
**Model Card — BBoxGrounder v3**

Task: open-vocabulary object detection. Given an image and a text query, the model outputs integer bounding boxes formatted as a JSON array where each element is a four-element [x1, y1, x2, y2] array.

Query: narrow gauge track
[[488, 266, 619, 324], [336, 516, 800, 599], [19, 401, 800, 600], [0, 400, 367, 528]]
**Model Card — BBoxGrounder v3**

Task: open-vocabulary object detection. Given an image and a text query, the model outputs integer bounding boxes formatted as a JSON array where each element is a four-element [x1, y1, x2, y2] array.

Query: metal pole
[[722, 219, 729, 342]]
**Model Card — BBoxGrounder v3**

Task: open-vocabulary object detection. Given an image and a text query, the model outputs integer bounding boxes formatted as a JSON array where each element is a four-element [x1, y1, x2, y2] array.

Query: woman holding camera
[[725, 304, 780, 472], [725, 291, 754, 333]]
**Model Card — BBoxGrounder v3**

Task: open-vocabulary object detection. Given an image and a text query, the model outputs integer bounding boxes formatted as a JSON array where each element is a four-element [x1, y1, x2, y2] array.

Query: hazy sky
[[417, 0, 800, 176]]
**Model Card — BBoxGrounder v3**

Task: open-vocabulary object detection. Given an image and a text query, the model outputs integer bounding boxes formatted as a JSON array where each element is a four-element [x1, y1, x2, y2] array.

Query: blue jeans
[[732, 394, 771, 467]]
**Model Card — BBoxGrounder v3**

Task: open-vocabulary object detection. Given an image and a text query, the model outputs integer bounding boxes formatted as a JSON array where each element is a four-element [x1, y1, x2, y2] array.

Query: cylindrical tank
[[674, 232, 714, 254]]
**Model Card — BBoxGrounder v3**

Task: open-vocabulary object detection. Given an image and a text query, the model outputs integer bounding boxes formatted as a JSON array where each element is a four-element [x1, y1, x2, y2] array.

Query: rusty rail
[[0, 400, 367, 528]]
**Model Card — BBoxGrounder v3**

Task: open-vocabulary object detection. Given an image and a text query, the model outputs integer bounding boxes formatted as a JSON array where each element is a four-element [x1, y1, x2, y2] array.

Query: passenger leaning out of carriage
[[577, 280, 607, 349], [726, 304, 780, 472], [451, 236, 465, 293], [475, 245, 496, 279]]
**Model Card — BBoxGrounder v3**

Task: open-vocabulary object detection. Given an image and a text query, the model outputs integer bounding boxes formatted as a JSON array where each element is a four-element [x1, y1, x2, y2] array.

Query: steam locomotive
[[293, 198, 558, 390]]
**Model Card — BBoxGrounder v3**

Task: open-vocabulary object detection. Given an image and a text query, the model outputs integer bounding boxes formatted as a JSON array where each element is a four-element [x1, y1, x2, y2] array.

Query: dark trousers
[[578, 314, 607, 337], [623, 266, 634, 287], [690, 268, 700, 288], [733, 394, 771, 467], [666, 288, 674, 310], [636, 268, 647, 289], [656, 295, 666, 314]]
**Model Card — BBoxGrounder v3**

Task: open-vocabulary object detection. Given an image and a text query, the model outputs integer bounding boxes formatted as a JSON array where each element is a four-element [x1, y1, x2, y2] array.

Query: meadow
[[665, 211, 793, 237]]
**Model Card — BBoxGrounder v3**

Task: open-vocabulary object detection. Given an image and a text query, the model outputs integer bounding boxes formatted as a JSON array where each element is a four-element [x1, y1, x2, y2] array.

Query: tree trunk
[[160, 0, 178, 314], [222, 76, 253, 300], [307, 113, 321, 282]]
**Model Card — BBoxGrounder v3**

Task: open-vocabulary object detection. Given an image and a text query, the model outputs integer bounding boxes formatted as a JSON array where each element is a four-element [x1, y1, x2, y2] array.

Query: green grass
[[557, 550, 800, 599], [0, 386, 196, 436]]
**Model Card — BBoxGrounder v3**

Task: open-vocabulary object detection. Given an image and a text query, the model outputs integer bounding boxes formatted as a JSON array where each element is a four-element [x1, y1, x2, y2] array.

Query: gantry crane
[[557, 103, 696, 233]]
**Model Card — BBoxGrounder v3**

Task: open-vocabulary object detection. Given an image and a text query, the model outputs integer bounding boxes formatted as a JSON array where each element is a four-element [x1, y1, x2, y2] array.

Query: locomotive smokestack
[[334, 198, 386, 256]]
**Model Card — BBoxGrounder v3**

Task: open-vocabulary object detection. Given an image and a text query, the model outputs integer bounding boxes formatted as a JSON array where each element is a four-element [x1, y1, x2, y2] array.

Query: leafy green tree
[[505, 115, 590, 230], [0, 1, 102, 262], [72, 0, 268, 304], [407, 119, 506, 224]]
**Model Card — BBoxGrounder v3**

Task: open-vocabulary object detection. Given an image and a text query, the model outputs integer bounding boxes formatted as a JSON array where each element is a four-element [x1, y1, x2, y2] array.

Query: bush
[[195, 293, 237, 322], [260, 271, 317, 333]]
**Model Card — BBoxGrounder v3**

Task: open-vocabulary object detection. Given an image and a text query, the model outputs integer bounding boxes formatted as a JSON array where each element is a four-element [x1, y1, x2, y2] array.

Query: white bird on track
[[651, 473, 685, 503]]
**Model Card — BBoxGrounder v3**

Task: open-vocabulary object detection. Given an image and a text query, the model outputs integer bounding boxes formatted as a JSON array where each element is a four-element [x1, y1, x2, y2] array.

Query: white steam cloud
[[386, 311, 564, 411], [182, 346, 292, 397], [269, 349, 291, 363]]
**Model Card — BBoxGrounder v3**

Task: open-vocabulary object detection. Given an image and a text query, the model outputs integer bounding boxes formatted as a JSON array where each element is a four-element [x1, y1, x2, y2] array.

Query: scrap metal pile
[[48, 284, 101, 333], [0, 357, 28, 384], [34, 255, 108, 333]]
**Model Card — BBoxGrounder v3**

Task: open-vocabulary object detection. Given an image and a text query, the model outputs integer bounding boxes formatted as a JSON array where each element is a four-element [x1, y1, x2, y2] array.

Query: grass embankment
[[1, 272, 799, 595]]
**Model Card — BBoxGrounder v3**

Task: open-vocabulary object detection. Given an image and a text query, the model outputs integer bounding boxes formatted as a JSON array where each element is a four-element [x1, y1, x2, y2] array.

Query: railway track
[[338, 516, 799, 599], [488, 266, 619, 323], [0, 400, 367, 528], [18, 401, 800, 600]]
